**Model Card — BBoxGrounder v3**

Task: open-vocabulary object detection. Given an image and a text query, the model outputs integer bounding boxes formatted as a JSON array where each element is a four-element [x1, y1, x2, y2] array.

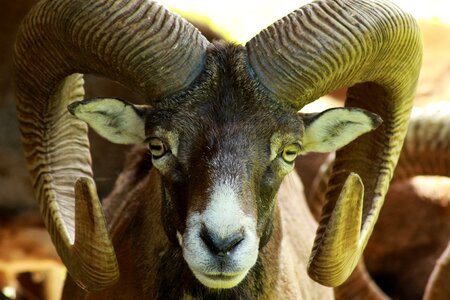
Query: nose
[[200, 224, 245, 256]]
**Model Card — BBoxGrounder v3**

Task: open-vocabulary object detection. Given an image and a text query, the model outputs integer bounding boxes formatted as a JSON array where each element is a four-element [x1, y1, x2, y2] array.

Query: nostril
[[200, 225, 245, 255]]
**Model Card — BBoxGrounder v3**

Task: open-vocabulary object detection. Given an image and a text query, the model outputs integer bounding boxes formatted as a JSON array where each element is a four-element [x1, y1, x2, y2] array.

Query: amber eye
[[148, 138, 167, 159], [281, 143, 301, 163]]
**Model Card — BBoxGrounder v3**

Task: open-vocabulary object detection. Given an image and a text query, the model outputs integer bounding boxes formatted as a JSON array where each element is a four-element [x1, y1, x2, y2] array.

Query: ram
[[14, 0, 421, 298]]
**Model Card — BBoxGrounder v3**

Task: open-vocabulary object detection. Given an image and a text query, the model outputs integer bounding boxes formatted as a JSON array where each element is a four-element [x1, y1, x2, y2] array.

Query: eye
[[281, 143, 301, 163], [147, 138, 168, 159]]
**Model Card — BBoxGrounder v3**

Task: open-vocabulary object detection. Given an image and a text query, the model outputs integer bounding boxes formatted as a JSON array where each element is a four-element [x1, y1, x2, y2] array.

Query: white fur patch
[[204, 182, 248, 237], [182, 177, 259, 289]]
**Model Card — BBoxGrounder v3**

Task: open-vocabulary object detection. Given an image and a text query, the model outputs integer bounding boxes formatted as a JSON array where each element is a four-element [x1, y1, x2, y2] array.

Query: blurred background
[[1, 0, 449, 299], [160, 0, 450, 43]]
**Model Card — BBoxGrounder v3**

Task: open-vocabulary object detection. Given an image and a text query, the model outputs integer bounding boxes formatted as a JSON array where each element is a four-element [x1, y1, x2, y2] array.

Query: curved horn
[[246, 0, 422, 286], [308, 157, 389, 299], [14, 0, 208, 291]]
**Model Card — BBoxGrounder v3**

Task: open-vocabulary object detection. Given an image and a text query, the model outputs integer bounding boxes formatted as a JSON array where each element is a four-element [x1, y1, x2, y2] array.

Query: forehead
[[145, 43, 302, 145]]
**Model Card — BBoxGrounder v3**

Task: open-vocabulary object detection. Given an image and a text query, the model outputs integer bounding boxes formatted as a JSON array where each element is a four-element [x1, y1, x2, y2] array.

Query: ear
[[300, 107, 382, 153], [68, 98, 147, 145]]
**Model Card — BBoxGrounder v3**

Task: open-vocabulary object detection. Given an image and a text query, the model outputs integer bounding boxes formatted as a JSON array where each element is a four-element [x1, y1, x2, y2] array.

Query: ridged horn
[[14, 0, 208, 291], [246, 0, 422, 286], [307, 156, 388, 299]]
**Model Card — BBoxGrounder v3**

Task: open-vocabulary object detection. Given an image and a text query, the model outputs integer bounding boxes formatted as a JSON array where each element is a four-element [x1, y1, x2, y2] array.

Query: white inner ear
[[69, 98, 146, 145], [302, 108, 381, 153]]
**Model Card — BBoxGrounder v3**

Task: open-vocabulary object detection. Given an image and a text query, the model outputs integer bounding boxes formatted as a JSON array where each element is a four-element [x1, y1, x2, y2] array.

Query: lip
[[192, 270, 249, 289], [203, 273, 240, 281]]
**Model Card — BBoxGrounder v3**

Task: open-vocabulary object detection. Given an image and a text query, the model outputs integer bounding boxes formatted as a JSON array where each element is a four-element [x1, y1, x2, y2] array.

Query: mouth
[[204, 273, 239, 281], [192, 270, 249, 289]]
